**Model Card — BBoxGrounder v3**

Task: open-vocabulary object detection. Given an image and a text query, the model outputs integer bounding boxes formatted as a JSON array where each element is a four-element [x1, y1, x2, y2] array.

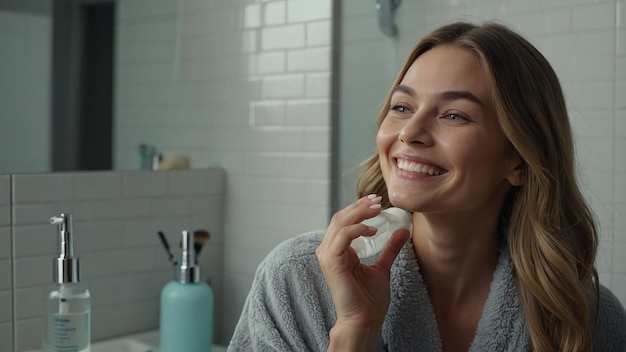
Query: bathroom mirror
[[0, 0, 256, 174], [1, 0, 114, 174]]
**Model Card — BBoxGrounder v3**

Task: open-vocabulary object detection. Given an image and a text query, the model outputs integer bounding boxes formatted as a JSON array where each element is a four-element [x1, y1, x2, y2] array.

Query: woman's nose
[[399, 113, 432, 145]]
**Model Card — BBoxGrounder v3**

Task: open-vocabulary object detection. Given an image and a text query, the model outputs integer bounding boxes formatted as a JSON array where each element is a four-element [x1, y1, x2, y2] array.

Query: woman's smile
[[394, 157, 448, 179], [377, 44, 520, 214]]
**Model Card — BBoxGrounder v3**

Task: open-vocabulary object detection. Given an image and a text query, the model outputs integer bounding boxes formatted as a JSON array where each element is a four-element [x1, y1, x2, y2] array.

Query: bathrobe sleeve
[[593, 285, 626, 351], [227, 231, 336, 352]]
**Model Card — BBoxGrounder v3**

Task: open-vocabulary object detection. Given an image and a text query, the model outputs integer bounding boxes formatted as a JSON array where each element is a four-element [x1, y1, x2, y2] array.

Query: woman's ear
[[506, 154, 524, 186]]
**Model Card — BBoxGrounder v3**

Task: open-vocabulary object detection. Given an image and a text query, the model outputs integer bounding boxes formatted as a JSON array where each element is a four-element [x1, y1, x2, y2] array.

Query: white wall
[[0, 10, 51, 174], [113, 0, 333, 342], [336, 0, 626, 305], [0, 0, 333, 347]]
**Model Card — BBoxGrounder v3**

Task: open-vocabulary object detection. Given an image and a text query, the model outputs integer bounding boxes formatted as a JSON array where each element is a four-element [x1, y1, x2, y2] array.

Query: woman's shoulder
[[597, 284, 626, 323], [257, 230, 326, 271], [594, 284, 626, 349]]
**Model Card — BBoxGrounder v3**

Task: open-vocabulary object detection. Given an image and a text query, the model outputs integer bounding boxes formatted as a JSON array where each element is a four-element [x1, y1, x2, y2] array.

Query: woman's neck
[[411, 212, 501, 307]]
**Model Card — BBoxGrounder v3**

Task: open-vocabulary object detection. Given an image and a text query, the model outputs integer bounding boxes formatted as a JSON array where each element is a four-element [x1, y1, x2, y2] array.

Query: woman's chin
[[387, 193, 418, 211]]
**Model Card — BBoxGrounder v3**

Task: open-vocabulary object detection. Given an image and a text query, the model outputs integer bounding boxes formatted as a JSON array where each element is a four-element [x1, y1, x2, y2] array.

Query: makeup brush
[[158, 231, 178, 266], [193, 230, 211, 264]]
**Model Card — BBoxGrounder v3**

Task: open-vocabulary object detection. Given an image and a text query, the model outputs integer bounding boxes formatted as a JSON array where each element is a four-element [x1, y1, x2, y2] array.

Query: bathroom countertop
[[97, 329, 227, 352], [27, 329, 227, 352]]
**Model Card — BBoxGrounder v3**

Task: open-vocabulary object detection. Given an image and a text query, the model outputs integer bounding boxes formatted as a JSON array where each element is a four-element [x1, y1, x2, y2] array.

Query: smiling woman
[[353, 21, 625, 351], [228, 21, 626, 352]]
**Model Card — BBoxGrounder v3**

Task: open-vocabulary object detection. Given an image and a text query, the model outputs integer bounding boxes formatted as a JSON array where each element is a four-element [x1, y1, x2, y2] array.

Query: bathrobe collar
[[380, 241, 530, 351]]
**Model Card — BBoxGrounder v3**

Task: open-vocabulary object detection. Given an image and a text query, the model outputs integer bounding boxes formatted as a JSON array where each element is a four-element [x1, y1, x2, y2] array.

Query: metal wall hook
[[376, 0, 401, 37]]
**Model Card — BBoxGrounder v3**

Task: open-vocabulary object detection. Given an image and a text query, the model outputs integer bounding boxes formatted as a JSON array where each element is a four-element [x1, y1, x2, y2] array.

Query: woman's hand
[[316, 194, 410, 351]]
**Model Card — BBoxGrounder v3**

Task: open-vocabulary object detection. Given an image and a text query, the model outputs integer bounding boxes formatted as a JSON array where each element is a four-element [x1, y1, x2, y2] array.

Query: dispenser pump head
[[50, 213, 80, 284], [176, 230, 200, 284]]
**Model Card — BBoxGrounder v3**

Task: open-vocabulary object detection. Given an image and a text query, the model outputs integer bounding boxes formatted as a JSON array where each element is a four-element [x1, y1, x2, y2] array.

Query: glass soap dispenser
[[160, 230, 214, 352], [42, 213, 91, 352]]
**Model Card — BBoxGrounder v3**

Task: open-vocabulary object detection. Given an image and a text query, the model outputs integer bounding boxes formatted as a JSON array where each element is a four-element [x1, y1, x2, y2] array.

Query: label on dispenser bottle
[[46, 312, 90, 351]]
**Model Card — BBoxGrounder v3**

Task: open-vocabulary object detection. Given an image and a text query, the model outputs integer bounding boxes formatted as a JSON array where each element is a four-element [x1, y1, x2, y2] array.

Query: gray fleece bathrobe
[[228, 231, 626, 351]]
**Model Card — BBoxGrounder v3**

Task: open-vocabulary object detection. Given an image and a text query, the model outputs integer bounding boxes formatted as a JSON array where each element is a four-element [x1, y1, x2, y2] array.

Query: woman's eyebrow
[[439, 90, 486, 108], [392, 84, 416, 97], [392, 84, 486, 108]]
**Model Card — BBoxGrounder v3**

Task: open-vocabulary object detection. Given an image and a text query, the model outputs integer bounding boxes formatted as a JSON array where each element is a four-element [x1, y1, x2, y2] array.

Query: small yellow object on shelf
[[158, 152, 191, 170]]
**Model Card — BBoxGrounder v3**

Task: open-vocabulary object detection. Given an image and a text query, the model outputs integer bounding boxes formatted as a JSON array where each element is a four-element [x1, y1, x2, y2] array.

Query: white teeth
[[397, 159, 445, 176]]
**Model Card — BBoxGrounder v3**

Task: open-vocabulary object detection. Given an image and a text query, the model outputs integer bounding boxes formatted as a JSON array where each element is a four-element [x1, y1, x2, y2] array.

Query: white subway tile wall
[[338, 0, 626, 306], [0, 11, 50, 174], [9, 169, 225, 351], [113, 0, 333, 341], [613, 0, 626, 306]]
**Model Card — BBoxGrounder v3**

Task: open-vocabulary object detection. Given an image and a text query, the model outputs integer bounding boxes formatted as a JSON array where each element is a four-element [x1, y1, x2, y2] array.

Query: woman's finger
[[318, 194, 383, 253], [321, 223, 376, 259], [374, 228, 410, 273]]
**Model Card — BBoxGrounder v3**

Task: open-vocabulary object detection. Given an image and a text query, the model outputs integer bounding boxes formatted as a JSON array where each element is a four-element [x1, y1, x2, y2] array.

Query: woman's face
[[377, 45, 521, 215]]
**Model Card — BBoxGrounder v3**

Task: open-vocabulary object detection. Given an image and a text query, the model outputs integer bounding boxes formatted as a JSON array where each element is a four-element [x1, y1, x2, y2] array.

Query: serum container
[[42, 213, 91, 352], [160, 230, 214, 352]]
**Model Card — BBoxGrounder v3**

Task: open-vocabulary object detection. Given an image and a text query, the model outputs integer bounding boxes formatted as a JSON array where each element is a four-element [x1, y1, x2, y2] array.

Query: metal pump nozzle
[[176, 230, 200, 284], [50, 213, 80, 284]]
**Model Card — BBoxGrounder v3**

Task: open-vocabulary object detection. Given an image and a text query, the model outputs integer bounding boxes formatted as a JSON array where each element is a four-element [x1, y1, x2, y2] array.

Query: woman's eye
[[445, 113, 466, 121], [390, 104, 410, 114]]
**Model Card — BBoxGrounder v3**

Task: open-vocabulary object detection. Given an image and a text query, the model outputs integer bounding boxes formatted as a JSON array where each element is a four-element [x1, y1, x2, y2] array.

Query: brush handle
[[158, 231, 177, 266], [194, 242, 203, 257]]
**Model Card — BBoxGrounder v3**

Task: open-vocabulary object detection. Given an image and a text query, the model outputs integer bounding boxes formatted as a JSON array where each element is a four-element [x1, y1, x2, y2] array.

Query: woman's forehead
[[398, 45, 491, 103]]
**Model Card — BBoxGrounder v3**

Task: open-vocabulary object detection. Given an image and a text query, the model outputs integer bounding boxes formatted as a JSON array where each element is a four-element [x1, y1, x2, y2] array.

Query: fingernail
[[367, 226, 377, 232], [369, 203, 382, 209], [368, 195, 382, 202]]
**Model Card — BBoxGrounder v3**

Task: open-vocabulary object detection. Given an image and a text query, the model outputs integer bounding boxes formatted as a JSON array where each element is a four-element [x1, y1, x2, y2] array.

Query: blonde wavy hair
[[356, 22, 599, 351]]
